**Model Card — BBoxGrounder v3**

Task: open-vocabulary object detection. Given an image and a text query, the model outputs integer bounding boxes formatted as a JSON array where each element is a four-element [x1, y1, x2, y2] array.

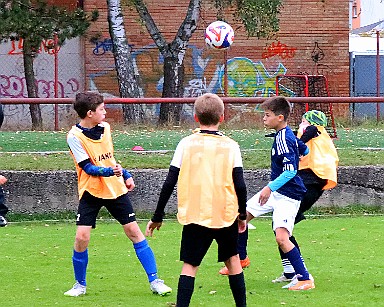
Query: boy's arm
[[68, 133, 117, 177], [300, 125, 319, 143], [267, 169, 297, 192], [151, 165, 179, 222], [146, 165, 179, 237], [78, 159, 115, 176], [0, 175, 7, 185], [233, 167, 247, 220]]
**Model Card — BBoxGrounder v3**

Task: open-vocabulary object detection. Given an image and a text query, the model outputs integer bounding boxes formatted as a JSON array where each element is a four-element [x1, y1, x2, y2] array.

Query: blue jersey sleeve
[[268, 170, 297, 191], [297, 138, 309, 156]]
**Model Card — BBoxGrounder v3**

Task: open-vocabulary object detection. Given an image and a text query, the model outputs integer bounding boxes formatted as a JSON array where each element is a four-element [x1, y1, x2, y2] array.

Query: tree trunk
[[107, 0, 144, 124], [159, 56, 185, 125], [132, 0, 200, 126], [23, 38, 43, 130]]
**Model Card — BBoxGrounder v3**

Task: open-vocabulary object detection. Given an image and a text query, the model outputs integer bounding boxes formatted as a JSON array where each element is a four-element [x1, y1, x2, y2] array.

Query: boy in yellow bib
[[146, 93, 247, 307], [64, 92, 171, 297]]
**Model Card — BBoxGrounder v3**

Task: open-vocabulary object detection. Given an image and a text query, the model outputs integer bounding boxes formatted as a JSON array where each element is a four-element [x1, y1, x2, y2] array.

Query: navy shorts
[[180, 221, 239, 266], [76, 191, 136, 228]]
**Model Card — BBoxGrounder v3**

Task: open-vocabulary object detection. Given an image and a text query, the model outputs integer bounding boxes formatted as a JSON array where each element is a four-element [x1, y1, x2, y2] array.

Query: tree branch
[[132, 0, 168, 54]]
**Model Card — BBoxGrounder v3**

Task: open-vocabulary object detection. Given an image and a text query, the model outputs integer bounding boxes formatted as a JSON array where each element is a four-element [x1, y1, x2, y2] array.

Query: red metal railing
[[1, 96, 384, 105]]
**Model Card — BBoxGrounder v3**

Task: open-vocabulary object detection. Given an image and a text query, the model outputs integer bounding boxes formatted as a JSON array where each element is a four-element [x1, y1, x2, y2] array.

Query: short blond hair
[[194, 93, 224, 125]]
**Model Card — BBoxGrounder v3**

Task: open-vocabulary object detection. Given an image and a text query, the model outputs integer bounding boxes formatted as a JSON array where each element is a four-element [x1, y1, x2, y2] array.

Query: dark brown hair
[[260, 96, 291, 120], [74, 92, 104, 119]]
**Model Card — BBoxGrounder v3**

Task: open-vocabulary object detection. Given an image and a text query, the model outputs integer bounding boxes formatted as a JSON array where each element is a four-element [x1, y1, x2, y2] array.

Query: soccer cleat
[[150, 279, 172, 296], [282, 274, 314, 289], [0, 215, 7, 227], [64, 282, 86, 297], [219, 256, 251, 275], [288, 279, 315, 291], [272, 273, 293, 283]]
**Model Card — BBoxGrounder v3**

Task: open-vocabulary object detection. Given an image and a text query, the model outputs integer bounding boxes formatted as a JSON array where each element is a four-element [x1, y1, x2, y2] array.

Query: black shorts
[[180, 221, 239, 267], [76, 191, 136, 228]]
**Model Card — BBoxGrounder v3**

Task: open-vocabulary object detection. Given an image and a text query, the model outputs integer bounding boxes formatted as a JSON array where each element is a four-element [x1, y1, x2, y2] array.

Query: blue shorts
[[180, 221, 239, 266], [76, 191, 136, 228]]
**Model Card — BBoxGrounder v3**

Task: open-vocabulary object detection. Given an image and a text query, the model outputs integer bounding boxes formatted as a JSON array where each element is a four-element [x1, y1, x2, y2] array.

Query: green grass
[[1, 127, 384, 170], [1, 127, 384, 152], [1, 216, 383, 306]]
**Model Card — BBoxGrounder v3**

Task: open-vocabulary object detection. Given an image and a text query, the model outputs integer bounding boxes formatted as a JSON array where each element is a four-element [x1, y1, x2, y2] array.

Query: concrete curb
[[1, 166, 383, 214]]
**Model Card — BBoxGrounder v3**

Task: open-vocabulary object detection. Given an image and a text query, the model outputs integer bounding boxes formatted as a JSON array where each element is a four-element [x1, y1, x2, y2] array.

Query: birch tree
[[106, 0, 145, 123], [114, 0, 281, 124]]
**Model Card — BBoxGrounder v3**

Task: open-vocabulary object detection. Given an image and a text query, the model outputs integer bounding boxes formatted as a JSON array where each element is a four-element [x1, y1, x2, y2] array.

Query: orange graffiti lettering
[[262, 41, 297, 59], [8, 38, 60, 55]]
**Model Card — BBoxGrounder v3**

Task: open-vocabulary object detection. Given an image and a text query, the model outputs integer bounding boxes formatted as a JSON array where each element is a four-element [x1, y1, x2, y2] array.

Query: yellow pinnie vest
[[177, 133, 239, 228], [298, 125, 339, 190], [68, 122, 128, 199]]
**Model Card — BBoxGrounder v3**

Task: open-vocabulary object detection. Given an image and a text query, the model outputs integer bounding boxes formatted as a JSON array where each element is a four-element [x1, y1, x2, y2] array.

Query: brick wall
[[82, 0, 349, 116]]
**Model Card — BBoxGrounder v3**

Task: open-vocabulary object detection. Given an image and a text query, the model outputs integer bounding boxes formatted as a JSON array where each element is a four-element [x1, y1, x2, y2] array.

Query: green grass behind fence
[[1, 127, 384, 170], [1, 216, 383, 306]]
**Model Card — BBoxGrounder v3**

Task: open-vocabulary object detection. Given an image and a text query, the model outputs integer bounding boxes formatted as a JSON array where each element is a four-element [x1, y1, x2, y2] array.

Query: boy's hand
[[145, 220, 162, 237], [113, 164, 123, 177], [238, 219, 247, 233], [258, 186, 271, 206], [0, 175, 7, 185], [125, 177, 135, 191]]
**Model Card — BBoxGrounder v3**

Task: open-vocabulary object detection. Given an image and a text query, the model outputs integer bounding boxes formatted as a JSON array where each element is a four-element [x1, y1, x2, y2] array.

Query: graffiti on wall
[[0, 36, 301, 127], [0, 38, 82, 129], [1, 38, 82, 98], [92, 38, 136, 56], [262, 41, 296, 59], [7, 38, 60, 55], [0, 75, 80, 98]]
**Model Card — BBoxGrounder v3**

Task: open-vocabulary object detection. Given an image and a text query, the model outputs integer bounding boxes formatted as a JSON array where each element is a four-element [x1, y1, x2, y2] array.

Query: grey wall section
[[1, 166, 384, 215], [350, 54, 384, 118]]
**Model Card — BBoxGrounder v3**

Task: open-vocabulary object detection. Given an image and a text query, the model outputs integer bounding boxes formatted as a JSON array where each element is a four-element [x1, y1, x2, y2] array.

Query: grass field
[[1, 125, 383, 306], [1, 216, 383, 306], [0, 126, 384, 170]]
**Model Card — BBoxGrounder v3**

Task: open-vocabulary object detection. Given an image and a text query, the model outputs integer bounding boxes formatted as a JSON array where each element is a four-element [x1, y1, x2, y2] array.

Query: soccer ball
[[205, 21, 234, 49]]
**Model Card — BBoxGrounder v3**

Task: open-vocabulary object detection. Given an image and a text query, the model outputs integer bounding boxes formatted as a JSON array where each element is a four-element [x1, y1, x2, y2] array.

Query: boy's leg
[[219, 227, 250, 275], [108, 194, 170, 295], [275, 228, 314, 290], [72, 226, 92, 285], [217, 222, 246, 306], [274, 230, 300, 282], [177, 263, 199, 307], [246, 191, 273, 222], [276, 185, 324, 281], [123, 222, 172, 295], [238, 227, 248, 261], [64, 225, 91, 297], [225, 255, 247, 307], [179, 224, 214, 305], [124, 222, 158, 282]]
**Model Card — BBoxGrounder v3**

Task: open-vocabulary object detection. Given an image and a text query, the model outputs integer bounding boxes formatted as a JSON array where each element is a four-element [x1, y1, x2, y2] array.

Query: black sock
[[177, 275, 195, 307], [228, 272, 246, 307]]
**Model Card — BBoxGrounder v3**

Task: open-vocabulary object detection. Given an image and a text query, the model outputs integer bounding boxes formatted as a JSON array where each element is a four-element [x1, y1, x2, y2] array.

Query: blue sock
[[73, 249, 88, 286], [134, 239, 158, 282], [286, 247, 309, 280]]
